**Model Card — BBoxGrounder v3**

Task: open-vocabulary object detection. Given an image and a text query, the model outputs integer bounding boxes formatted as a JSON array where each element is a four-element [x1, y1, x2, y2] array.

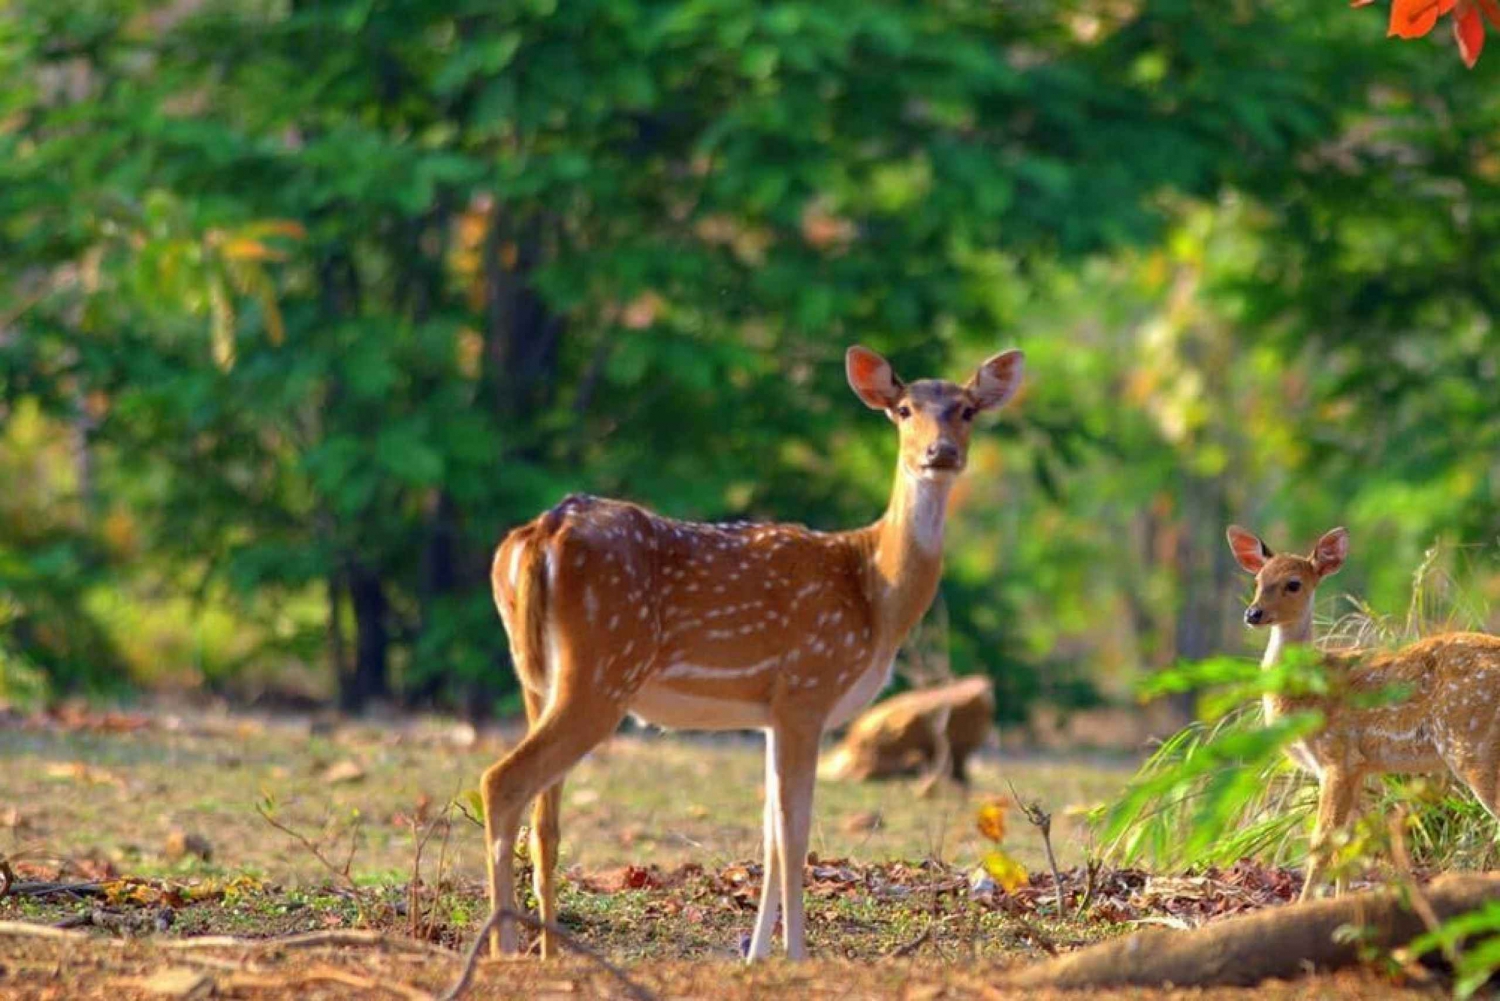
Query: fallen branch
[[8, 880, 108, 899], [886, 920, 934, 958], [1008, 780, 1065, 917], [1008, 872, 1500, 989], [158, 929, 451, 955], [0, 920, 91, 941], [1074, 856, 1102, 920], [438, 907, 655, 1001]]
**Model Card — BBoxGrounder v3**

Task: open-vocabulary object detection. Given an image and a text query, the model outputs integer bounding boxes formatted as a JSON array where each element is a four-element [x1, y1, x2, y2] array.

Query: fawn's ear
[[846, 346, 904, 411], [1226, 525, 1272, 574], [965, 349, 1025, 412], [1312, 527, 1348, 578]]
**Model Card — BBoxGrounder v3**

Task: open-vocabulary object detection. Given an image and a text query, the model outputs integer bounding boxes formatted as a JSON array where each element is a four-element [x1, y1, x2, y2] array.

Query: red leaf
[[1475, 0, 1500, 32], [1390, 0, 1458, 37], [1454, 2, 1486, 64]]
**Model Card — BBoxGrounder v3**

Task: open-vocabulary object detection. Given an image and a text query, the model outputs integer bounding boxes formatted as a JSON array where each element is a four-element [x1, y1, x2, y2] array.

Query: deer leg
[[1301, 767, 1359, 902], [530, 783, 563, 958], [746, 730, 783, 961], [771, 720, 821, 959], [520, 686, 565, 960], [482, 696, 623, 958]]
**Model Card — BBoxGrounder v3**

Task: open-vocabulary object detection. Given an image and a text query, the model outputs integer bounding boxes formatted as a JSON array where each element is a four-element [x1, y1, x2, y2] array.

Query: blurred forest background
[[2, 0, 1498, 730]]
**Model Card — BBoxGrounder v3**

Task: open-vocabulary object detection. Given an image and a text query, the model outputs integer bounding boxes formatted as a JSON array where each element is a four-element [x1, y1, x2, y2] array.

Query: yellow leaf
[[981, 850, 1028, 893], [976, 799, 1008, 843]]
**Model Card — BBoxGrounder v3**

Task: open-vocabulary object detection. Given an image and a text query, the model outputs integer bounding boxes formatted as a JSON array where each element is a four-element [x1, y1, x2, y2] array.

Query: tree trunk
[[482, 206, 563, 434], [326, 569, 348, 688], [408, 491, 460, 707], [341, 562, 389, 711]]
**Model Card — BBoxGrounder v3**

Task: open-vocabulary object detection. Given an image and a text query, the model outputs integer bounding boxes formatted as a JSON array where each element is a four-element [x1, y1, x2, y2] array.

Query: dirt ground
[[0, 706, 1454, 998]]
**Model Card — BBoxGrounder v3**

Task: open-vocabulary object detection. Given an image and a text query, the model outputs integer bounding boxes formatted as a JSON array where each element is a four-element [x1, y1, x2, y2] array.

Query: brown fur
[[480, 346, 1024, 961], [1228, 525, 1500, 899], [820, 676, 995, 783]]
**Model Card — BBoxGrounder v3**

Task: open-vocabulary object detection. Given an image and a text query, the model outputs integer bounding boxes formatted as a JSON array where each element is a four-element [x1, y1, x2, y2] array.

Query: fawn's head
[[1227, 525, 1348, 628], [845, 346, 1025, 481]]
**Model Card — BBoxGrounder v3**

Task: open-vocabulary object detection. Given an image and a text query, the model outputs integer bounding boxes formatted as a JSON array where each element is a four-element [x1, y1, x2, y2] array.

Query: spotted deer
[[483, 345, 1024, 960], [1227, 525, 1500, 899]]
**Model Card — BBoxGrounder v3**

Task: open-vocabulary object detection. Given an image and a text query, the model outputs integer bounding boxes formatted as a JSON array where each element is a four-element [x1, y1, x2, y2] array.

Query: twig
[[1074, 856, 1102, 919], [158, 929, 451, 955], [296, 962, 434, 1001], [255, 802, 372, 924], [1387, 808, 1451, 964], [408, 806, 446, 939], [453, 799, 484, 829], [438, 907, 655, 1001], [9, 881, 108, 899], [1008, 780, 1066, 917], [886, 920, 934, 958], [427, 804, 456, 942], [0, 920, 91, 940]]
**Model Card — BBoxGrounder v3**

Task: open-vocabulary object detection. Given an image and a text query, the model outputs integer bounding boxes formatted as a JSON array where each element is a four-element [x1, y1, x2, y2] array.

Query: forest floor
[[0, 705, 1446, 999]]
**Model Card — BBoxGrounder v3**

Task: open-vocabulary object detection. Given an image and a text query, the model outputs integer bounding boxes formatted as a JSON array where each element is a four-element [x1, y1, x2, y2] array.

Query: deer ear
[[846, 346, 903, 411], [965, 349, 1025, 412], [1226, 525, 1272, 574], [1312, 527, 1348, 578]]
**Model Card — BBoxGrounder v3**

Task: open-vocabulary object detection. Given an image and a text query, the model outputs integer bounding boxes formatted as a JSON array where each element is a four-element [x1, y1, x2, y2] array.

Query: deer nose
[[924, 442, 960, 466], [1245, 606, 1265, 626]]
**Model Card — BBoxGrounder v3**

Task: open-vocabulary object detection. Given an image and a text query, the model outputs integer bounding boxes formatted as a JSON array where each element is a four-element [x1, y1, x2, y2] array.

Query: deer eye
[[896, 405, 912, 419], [1286, 580, 1302, 593], [961, 406, 977, 421]]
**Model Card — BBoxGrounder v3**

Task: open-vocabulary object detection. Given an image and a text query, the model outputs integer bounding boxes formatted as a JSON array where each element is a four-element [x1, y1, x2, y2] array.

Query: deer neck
[[1263, 607, 1314, 670], [865, 466, 952, 648]]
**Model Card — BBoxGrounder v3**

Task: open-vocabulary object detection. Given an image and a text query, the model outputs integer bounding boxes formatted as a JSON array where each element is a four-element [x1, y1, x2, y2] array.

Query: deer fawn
[[1227, 525, 1500, 899], [483, 346, 1023, 960]]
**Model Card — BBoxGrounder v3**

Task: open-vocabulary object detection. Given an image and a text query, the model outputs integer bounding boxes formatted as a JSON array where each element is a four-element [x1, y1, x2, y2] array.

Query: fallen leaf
[[976, 799, 1008, 842], [981, 850, 1029, 892]]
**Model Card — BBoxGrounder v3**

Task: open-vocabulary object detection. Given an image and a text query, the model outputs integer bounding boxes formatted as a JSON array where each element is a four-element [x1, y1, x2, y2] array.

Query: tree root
[[1009, 872, 1500, 990]]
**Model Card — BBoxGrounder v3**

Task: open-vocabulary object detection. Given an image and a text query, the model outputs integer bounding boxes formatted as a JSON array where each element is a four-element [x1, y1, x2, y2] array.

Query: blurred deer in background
[[485, 345, 1024, 960], [1227, 525, 1500, 899]]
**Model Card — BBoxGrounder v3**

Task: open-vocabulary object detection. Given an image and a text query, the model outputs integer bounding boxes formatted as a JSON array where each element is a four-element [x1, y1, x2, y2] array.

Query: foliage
[[1406, 900, 1500, 998], [0, 0, 1497, 720]]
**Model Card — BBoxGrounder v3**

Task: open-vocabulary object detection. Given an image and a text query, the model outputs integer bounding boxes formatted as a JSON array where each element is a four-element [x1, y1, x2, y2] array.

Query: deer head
[[845, 346, 1025, 482], [1227, 525, 1348, 628]]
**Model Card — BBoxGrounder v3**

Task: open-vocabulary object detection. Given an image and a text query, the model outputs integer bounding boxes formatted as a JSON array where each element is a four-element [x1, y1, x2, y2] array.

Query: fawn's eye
[[961, 406, 977, 421], [896, 405, 912, 419], [1286, 580, 1302, 593]]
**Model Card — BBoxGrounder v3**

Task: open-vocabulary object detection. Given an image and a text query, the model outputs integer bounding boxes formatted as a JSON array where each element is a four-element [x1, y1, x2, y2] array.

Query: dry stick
[[0, 920, 91, 941], [157, 929, 452, 955], [437, 907, 655, 1001], [1386, 807, 1452, 967], [407, 806, 446, 939], [8, 881, 108, 899], [1007, 780, 1065, 917], [426, 807, 456, 943], [886, 921, 934, 959], [255, 802, 372, 924], [1074, 856, 1102, 920]]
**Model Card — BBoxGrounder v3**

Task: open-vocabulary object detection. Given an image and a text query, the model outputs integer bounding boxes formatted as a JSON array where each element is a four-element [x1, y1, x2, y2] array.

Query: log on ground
[[1009, 872, 1500, 990]]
